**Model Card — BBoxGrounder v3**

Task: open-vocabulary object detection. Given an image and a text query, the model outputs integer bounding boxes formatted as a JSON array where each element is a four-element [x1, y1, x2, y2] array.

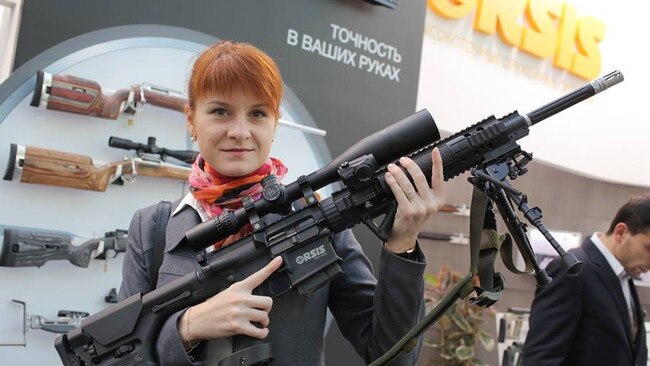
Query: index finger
[[239, 256, 283, 290], [430, 148, 444, 194]]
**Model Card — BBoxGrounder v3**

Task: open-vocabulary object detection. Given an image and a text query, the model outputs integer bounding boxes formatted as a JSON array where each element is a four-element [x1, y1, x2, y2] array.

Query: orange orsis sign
[[428, 0, 604, 80]]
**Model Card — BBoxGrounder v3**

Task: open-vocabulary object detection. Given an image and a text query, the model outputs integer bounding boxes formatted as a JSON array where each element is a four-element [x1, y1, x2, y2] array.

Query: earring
[[190, 135, 197, 142]]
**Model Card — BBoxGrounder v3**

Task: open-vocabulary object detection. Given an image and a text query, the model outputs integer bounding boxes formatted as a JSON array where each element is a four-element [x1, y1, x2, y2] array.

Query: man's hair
[[606, 193, 650, 235]]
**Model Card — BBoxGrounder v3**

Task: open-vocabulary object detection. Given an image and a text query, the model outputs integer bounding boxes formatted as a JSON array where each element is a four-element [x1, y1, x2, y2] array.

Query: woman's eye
[[211, 108, 227, 116], [251, 110, 267, 118]]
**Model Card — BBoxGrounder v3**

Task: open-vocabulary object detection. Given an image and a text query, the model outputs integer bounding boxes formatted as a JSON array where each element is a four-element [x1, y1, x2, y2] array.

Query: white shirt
[[172, 192, 210, 221], [171, 192, 216, 253]]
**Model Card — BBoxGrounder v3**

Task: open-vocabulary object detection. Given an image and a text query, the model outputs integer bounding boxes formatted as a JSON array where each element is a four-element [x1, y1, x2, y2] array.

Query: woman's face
[[187, 89, 277, 177]]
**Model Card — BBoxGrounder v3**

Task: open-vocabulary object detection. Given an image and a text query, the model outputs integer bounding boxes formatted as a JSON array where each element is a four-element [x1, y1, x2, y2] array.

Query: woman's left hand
[[383, 147, 445, 253]]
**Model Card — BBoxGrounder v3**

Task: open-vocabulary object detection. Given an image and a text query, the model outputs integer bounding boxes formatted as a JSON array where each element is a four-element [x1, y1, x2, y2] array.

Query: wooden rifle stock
[[31, 71, 186, 119], [438, 203, 470, 217], [3, 144, 190, 192]]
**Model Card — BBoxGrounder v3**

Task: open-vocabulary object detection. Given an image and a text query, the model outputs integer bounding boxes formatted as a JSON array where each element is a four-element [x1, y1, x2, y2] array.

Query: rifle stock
[[438, 203, 470, 217], [2, 144, 191, 192], [0, 228, 128, 267], [30, 71, 186, 119], [30, 310, 90, 334], [0, 229, 96, 267], [0, 300, 89, 347]]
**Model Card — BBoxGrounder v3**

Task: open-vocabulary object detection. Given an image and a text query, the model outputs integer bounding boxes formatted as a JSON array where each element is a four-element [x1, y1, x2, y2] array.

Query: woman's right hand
[[178, 256, 283, 344]]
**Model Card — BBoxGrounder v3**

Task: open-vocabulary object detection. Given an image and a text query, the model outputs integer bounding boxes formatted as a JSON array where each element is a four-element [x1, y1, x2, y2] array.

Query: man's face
[[616, 226, 650, 278]]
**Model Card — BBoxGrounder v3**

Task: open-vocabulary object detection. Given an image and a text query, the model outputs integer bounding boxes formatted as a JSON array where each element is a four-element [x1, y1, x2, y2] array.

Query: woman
[[119, 40, 445, 366]]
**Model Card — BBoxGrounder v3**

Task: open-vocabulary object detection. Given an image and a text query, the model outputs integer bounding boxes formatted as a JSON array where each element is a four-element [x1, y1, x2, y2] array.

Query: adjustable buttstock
[[31, 71, 188, 119], [0, 229, 94, 268], [32, 71, 129, 120], [11, 145, 118, 192]]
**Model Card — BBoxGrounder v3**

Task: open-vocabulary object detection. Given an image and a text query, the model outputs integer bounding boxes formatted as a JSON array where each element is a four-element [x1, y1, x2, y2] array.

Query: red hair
[[188, 41, 283, 119]]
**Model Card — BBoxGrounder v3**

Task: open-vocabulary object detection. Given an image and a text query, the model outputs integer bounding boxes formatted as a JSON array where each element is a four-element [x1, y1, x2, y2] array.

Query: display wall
[[0, 29, 331, 364]]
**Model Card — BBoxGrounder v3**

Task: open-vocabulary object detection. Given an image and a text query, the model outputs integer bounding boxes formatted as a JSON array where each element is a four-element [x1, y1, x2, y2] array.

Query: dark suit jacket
[[119, 199, 427, 366], [523, 238, 647, 366]]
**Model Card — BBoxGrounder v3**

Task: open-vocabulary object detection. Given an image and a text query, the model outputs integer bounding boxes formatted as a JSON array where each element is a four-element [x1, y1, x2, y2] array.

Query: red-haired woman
[[119, 40, 445, 366]]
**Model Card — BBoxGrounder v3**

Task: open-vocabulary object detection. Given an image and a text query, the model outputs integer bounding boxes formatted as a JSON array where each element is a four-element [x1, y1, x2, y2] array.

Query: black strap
[[149, 201, 172, 290], [468, 187, 505, 307]]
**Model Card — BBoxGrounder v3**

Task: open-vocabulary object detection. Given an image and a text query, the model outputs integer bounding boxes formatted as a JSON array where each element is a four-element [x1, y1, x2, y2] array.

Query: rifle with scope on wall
[[2, 136, 197, 192]]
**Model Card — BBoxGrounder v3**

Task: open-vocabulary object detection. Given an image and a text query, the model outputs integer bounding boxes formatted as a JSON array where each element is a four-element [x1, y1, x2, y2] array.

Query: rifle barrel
[[527, 70, 623, 126]]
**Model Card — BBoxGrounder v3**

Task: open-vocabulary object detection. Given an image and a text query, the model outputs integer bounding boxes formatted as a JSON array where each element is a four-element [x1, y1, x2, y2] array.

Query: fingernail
[[388, 163, 397, 170], [400, 157, 409, 164], [385, 172, 392, 180]]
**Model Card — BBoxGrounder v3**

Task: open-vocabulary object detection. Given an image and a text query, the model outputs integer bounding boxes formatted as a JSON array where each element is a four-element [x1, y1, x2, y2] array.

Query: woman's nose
[[228, 117, 251, 139]]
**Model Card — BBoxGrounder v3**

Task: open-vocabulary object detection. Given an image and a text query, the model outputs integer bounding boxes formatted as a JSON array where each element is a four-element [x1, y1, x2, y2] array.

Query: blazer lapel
[[584, 239, 635, 347], [165, 203, 202, 253]]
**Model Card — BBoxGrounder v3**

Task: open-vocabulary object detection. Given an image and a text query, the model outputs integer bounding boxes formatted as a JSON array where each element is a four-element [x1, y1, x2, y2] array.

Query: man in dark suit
[[523, 194, 650, 366]]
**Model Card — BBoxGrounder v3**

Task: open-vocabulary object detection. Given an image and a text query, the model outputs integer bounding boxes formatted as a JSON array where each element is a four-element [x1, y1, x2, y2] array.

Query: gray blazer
[[119, 200, 426, 365]]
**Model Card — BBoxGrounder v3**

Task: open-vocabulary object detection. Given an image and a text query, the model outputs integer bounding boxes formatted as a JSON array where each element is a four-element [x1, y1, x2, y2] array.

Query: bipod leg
[[470, 166, 552, 287]]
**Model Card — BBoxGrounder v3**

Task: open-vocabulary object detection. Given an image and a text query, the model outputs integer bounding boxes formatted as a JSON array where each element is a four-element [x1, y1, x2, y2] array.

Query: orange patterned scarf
[[189, 154, 288, 249]]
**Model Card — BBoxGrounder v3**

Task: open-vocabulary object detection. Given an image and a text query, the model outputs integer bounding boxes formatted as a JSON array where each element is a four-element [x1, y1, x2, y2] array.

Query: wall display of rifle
[[30, 70, 324, 136], [495, 308, 530, 366], [2, 139, 194, 192], [438, 203, 470, 217], [0, 227, 127, 268], [0, 300, 89, 347]]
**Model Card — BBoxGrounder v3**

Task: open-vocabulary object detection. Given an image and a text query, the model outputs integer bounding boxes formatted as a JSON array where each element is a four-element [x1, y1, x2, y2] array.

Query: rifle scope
[[185, 71, 623, 251], [108, 136, 198, 164], [185, 109, 440, 250]]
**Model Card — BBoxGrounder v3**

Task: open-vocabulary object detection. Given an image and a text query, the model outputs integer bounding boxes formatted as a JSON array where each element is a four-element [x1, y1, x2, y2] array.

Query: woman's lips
[[222, 148, 252, 157]]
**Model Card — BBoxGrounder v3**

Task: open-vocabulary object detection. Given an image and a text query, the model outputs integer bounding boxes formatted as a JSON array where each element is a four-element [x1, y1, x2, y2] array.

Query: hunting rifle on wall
[[30, 71, 186, 120], [0, 227, 127, 268], [3, 137, 195, 192], [0, 300, 88, 347], [29, 71, 326, 136]]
